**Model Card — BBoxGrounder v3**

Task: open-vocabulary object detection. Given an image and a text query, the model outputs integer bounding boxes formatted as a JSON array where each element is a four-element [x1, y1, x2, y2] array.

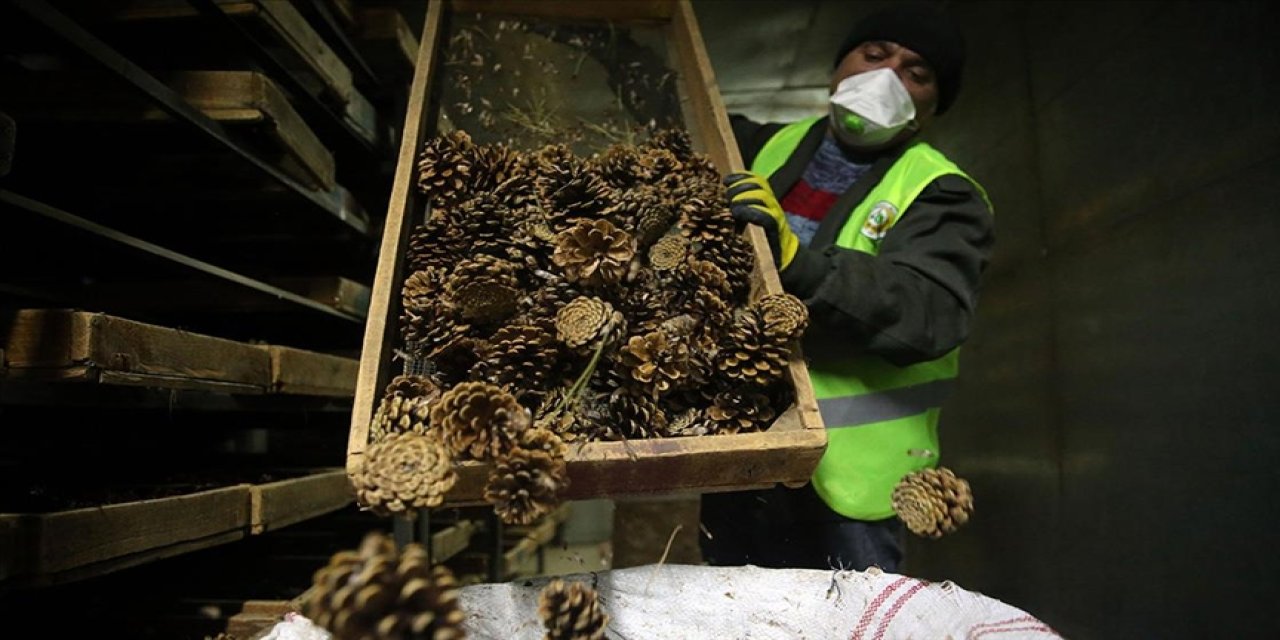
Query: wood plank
[[502, 505, 569, 576], [449, 0, 675, 22], [349, 0, 826, 500], [268, 276, 371, 318], [355, 7, 420, 78], [0, 484, 251, 585], [112, 0, 378, 144], [431, 518, 478, 564], [0, 190, 365, 325], [172, 71, 337, 191], [264, 346, 358, 397], [348, 0, 445, 476], [249, 470, 352, 534], [1, 70, 336, 191], [1, 309, 272, 394]]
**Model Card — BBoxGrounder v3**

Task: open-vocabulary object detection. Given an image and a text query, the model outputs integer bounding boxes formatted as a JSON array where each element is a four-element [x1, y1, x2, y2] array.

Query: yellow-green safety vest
[[752, 116, 991, 520]]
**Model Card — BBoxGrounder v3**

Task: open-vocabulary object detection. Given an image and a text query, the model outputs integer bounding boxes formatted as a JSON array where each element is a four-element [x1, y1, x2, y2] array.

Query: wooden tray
[[347, 0, 824, 504]]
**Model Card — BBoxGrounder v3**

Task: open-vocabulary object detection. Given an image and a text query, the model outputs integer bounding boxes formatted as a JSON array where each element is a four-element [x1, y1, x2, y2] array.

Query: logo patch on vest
[[861, 201, 898, 241]]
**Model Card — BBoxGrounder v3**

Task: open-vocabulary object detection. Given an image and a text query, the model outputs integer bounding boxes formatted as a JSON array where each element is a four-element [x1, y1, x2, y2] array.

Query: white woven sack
[[459, 564, 1063, 639]]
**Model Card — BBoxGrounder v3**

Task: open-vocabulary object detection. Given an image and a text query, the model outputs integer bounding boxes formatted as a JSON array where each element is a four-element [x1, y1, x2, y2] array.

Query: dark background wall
[[695, 1, 1280, 637]]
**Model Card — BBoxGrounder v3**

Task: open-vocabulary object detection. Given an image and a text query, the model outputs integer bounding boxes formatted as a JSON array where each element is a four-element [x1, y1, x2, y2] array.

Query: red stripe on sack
[[851, 577, 912, 640], [871, 580, 930, 640], [966, 616, 1040, 639], [780, 180, 839, 221], [972, 624, 1058, 638]]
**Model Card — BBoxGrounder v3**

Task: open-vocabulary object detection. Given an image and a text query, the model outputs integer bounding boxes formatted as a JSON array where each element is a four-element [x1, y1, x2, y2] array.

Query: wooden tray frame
[[347, 0, 824, 505]]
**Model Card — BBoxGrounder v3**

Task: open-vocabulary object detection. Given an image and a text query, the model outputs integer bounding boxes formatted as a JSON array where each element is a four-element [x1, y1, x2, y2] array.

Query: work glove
[[724, 172, 799, 270]]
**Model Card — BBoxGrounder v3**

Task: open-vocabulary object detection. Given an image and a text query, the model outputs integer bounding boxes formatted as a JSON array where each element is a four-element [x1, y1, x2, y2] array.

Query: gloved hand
[[724, 172, 799, 270]]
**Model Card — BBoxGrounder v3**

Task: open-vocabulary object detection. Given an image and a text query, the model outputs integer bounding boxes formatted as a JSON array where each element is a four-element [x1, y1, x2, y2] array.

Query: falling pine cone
[[304, 532, 465, 640], [555, 296, 619, 352], [648, 234, 689, 271], [351, 431, 456, 517], [552, 219, 636, 288], [892, 467, 975, 539], [483, 427, 568, 525], [417, 130, 476, 207], [430, 381, 530, 460], [369, 375, 442, 443], [538, 579, 609, 640], [616, 329, 693, 397], [755, 293, 809, 341], [704, 390, 776, 434]]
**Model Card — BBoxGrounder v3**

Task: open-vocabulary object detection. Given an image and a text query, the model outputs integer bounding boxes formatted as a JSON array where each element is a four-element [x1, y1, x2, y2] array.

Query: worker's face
[[831, 41, 940, 134]]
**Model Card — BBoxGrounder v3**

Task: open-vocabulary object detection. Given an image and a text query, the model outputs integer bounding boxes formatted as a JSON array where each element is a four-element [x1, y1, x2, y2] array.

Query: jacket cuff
[[779, 245, 831, 299]]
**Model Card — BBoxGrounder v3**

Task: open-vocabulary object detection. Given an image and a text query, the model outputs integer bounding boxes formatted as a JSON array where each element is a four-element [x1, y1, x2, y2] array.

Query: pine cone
[[616, 184, 678, 248], [755, 293, 809, 341], [699, 233, 754, 301], [431, 381, 530, 460], [704, 390, 775, 434], [538, 579, 609, 640], [305, 532, 465, 640], [475, 141, 522, 190], [369, 375, 442, 442], [591, 144, 644, 189], [555, 296, 618, 352], [417, 130, 476, 207], [520, 275, 584, 324], [679, 198, 737, 248], [484, 427, 568, 525], [636, 147, 683, 186], [892, 467, 975, 539], [663, 408, 708, 437], [608, 388, 667, 439], [617, 329, 693, 397], [646, 128, 694, 161], [351, 431, 456, 516], [470, 323, 562, 393], [648, 234, 689, 271], [538, 159, 615, 233], [552, 219, 636, 288], [445, 255, 522, 323], [401, 300, 471, 358], [715, 310, 790, 387], [408, 216, 466, 272], [447, 193, 512, 255], [403, 267, 449, 310]]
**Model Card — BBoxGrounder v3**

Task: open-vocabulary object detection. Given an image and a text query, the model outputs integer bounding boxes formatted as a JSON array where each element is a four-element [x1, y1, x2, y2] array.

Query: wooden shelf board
[[249, 469, 352, 534], [0, 484, 253, 588]]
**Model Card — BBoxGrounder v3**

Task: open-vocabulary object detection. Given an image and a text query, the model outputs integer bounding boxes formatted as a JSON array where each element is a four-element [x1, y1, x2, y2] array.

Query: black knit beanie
[[833, 3, 966, 115]]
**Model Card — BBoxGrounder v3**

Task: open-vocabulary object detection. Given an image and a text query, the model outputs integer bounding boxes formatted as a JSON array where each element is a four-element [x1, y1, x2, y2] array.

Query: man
[[700, 4, 994, 573]]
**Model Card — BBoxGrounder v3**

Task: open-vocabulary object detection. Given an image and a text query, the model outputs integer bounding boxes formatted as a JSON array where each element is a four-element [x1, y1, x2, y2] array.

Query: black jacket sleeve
[[780, 174, 995, 367], [729, 114, 784, 168]]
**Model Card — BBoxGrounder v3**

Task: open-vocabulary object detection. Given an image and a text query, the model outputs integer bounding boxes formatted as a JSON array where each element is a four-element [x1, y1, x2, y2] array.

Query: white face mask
[[828, 67, 918, 148]]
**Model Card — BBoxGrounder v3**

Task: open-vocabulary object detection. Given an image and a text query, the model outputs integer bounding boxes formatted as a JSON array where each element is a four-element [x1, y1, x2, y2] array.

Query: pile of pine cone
[[351, 128, 808, 526], [891, 467, 975, 539]]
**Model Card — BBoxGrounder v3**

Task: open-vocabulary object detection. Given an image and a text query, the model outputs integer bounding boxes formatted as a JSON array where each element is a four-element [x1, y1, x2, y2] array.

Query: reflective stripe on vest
[[752, 116, 991, 520]]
